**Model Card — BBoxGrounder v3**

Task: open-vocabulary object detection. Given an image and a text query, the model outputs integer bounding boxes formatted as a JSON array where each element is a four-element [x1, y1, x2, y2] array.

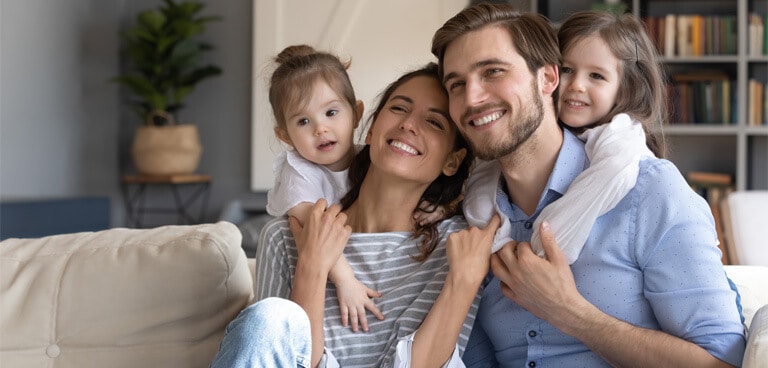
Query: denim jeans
[[209, 297, 312, 368]]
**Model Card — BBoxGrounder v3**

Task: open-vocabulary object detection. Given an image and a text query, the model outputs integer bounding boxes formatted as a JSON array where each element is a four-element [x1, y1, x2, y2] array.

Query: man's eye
[[484, 68, 502, 77], [448, 81, 465, 92]]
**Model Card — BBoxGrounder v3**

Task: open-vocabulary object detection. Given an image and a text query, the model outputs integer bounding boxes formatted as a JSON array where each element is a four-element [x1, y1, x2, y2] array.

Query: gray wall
[[1, 0, 258, 227]]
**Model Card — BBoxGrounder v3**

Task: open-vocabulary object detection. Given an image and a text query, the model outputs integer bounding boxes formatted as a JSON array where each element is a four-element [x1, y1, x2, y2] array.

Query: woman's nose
[[399, 114, 419, 134]]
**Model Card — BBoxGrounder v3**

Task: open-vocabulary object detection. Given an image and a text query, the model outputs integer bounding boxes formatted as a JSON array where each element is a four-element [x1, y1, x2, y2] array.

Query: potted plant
[[114, 0, 221, 176]]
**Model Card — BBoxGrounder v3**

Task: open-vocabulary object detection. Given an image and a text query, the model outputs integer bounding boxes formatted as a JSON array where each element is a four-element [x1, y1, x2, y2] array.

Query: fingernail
[[541, 221, 551, 232]]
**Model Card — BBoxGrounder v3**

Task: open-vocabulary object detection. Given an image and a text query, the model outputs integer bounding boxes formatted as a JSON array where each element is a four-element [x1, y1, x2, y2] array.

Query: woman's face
[[365, 75, 464, 185]]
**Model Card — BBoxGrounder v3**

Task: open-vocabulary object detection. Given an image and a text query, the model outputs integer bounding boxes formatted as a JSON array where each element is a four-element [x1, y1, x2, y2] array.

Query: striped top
[[254, 215, 480, 367]]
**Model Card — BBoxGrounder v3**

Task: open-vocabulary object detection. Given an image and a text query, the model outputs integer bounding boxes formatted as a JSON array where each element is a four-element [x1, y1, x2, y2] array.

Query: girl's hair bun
[[275, 44, 316, 64]]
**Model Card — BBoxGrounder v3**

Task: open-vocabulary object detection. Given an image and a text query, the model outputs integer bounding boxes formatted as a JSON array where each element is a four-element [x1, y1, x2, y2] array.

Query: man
[[431, 3, 745, 367]]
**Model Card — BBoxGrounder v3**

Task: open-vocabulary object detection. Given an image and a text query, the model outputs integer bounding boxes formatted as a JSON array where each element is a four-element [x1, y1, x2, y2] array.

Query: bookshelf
[[532, 0, 768, 191], [634, 0, 768, 191]]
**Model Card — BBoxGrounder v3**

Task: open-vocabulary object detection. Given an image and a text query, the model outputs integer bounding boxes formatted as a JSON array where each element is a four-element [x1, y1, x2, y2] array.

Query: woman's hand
[[289, 199, 352, 276], [446, 214, 500, 285], [288, 199, 353, 368]]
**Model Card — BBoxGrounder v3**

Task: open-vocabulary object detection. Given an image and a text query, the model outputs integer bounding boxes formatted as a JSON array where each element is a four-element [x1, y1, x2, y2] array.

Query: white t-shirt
[[266, 149, 351, 217]]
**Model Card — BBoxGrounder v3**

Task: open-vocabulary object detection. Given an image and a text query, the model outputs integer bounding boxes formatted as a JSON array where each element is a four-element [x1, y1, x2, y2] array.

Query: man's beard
[[471, 80, 544, 161]]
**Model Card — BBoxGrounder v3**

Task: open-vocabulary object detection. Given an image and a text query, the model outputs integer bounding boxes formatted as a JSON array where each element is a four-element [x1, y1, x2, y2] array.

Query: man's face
[[441, 26, 544, 161]]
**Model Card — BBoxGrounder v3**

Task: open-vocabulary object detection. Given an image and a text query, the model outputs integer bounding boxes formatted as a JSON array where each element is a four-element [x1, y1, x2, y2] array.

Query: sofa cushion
[[724, 265, 768, 327], [0, 221, 253, 368], [743, 304, 768, 368]]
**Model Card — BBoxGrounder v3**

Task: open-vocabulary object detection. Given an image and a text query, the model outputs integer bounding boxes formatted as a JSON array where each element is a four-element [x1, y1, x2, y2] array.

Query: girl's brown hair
[[559, 11, 668, 157], [340, 63, 474, 262], [268, 45, 357, 131]]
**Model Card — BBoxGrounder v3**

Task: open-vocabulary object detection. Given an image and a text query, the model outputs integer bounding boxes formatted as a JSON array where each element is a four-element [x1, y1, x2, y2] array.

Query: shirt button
[[528, 330, 537, 337], [524, 221, 533, 229], [528, 362, 536, 368], [46, 344, 60, 358]]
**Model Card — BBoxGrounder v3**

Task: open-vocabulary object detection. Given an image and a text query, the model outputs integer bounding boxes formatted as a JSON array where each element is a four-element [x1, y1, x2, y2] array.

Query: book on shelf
[[668, 71, 734, 125], [749, 78, 767, 126], [686, 171, 734, 264], [644, 14, 738, 57], [687, 171, 733, 187], [748, 12, 767, 56]]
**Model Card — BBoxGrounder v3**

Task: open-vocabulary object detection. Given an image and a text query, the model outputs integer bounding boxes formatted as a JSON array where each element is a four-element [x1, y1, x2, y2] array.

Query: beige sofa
[[0, 222, 766, 367]]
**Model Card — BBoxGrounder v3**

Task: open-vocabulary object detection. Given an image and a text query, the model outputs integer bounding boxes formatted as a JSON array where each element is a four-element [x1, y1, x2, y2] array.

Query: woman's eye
[[389, 105, 407, 113], [326, 109, 338, 117], [427, 119, 445, 130]]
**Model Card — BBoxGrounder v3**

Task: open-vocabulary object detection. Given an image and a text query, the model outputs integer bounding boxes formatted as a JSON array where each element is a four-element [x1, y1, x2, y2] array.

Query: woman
[[210, 63, 499, 367]]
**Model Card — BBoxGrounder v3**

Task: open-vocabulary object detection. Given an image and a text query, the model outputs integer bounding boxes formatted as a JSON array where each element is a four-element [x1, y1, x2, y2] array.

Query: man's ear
[[274, 127, 293, 146], [540, 64, 559, 95], [442, 148, 467, 176], [354, 100, 365, 129]]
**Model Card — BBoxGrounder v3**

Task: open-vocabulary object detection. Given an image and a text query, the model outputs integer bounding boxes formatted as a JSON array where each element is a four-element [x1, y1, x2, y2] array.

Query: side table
[[121, 174, 211, 228]]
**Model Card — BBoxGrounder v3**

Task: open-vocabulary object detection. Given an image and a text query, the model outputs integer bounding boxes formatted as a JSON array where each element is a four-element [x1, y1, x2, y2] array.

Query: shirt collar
[[495, 128, 588, 221]]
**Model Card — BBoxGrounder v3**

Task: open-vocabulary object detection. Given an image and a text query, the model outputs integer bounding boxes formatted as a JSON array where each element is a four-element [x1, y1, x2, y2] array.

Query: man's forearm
[[557, 301, 734, 368]]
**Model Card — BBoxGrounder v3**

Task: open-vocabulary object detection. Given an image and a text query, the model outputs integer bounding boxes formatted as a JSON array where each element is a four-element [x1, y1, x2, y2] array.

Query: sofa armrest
[[744, 305, 768, 368]]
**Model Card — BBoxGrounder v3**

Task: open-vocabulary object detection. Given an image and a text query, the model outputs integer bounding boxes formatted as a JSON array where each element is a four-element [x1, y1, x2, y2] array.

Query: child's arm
[[286, 202, 314, 226], [287, 203, 385, 332], [328, 257, 384, 332]]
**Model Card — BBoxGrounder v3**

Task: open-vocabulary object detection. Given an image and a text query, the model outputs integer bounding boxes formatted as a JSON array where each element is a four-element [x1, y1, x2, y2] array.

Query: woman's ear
[[274, 127, 293, 146], [442, 148, 467, 176], [354, 100, 365, 129]]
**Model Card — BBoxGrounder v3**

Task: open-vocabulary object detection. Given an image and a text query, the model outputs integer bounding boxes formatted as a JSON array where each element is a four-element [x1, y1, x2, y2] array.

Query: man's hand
[[490, 221, 588, 326]]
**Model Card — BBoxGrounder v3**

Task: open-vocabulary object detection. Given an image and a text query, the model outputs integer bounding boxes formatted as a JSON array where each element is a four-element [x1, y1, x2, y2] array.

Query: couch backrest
[[0, 221, 253, 368]]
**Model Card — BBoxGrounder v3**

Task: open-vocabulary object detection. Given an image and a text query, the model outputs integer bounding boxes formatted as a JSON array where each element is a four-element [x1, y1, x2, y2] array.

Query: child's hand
[[414, 201, 447, 226], [335, 277, 384, 332]]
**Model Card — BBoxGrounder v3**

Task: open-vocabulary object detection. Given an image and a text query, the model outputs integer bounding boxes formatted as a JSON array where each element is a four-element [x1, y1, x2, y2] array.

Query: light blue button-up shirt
[[463, 129, 746, 367]]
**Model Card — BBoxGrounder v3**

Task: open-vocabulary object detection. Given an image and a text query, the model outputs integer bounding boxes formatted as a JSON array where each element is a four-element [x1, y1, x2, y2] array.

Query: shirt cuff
[[393, 332, 465, 368], [318, 347, 340, 368]]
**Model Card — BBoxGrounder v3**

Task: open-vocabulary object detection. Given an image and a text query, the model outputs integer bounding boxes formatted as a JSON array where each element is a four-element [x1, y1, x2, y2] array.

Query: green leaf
[[114, 0, 221, 125], [137, 10, 166, 33]]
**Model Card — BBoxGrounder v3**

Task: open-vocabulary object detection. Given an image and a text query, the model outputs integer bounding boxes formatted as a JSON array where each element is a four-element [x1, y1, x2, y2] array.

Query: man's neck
[[498, 118, 563, 216]]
